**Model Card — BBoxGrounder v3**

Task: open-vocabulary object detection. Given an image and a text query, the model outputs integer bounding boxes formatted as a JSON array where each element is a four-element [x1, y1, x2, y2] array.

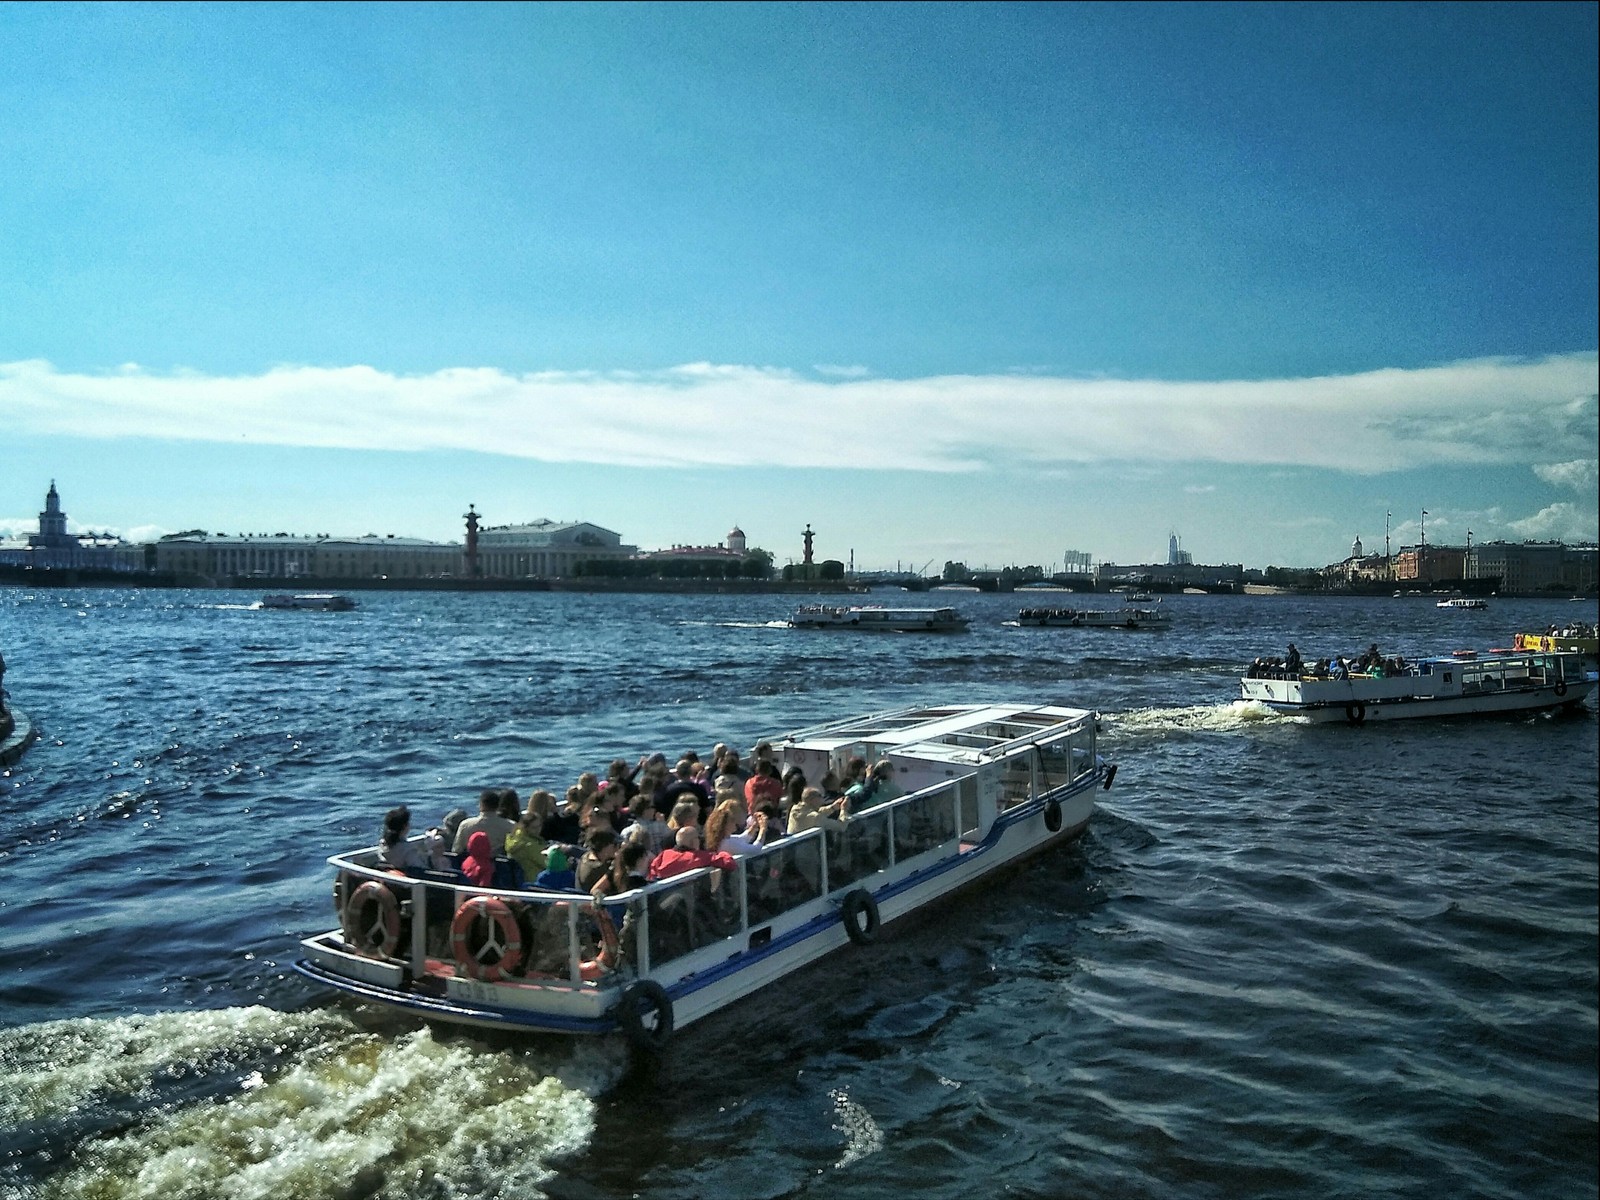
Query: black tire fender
[[617, 980, 674, 1054], [841, 888, 880, 946], [1102, 763, 1118, 791], [1044, 798, 1063, 832], [1346, 702, 1366, 725], [1554, 681, 1568, 697]]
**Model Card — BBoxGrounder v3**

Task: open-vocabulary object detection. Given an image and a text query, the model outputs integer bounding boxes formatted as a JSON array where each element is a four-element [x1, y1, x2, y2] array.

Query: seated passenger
[[576, 829, 620, 892], [615, 841, 649, 891], [646, 826, 737, 882], [505, 808, 549, 878], [452, 789, 517, 855], [705, 797, 773, 856], [496, 788, 522, 822], [461, 830, 496, 888], [533, 846, 578, 891], [540, 788, 585, 847], [377, 804, 427, 870], [621, 796, 673, 858], [438, 807, 469, 850], [788, 786, 848, 835]]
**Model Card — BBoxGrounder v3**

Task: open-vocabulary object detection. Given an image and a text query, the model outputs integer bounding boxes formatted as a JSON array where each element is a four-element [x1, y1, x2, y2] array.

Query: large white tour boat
[[1435, 597, 1487, 610], [296, 702, 1114, 1052], [789, 605, 970, 632], [261, 593, 358, 611], [1239, 649, 1593, 724], [1017, 605, 1172, 630]]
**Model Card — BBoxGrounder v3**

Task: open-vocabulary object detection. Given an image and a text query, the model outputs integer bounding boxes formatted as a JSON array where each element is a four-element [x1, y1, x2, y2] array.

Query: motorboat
[[789, 605, 969, 632], [1435, 597, 1487, 609], [261, 593, 358, 612], [1514, 625, 1598, 674], [1239, 649, 1592, 724], [295, 702, 1114, 1052], [1017, 605, 1172, 630]]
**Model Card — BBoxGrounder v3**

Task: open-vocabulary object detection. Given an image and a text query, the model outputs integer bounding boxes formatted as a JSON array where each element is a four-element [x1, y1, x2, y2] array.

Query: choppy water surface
[[1, 588, 1595, 1199]]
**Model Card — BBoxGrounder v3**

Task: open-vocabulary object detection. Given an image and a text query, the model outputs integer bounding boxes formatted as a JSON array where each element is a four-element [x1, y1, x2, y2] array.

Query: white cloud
[[1508, 502, 1599, 542], [2, 354, 1595, 474], [1533, 459, 1599, 490]]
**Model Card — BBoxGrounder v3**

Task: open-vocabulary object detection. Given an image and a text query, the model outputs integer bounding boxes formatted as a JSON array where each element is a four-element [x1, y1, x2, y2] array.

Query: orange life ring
[[451, 895, 524, 981], [342, 880, 401, 959], [580, 903, 622, 980]]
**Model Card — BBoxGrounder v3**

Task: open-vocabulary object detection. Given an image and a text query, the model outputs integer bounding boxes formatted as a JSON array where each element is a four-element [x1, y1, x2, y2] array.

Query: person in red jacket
[[646, 825, 736, 882]]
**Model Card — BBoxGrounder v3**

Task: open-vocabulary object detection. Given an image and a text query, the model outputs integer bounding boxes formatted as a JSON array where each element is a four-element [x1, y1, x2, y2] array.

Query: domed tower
[[30, 481, 74, 549], [727, 526, 746, 554], [1352, 535, 1364, 560]]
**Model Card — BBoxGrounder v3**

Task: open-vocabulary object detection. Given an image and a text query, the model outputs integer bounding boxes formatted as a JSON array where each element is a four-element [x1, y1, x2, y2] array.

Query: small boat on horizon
[[789, 605, 969, 632], [1436, 597, 1487, 610], [1017, 605, 1172, 630], [261, 593, 358, 611]]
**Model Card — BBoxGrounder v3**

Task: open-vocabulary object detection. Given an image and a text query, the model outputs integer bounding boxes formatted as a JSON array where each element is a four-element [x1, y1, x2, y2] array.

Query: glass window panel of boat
[[825, 810, 892, 890], [646, 876, 706, 969], [744, 836, 823, 926], [998, 754, 1033, 808], [893, 785, 957, 862], [958, 777, 981, 842], [518, 896, 582, 979]]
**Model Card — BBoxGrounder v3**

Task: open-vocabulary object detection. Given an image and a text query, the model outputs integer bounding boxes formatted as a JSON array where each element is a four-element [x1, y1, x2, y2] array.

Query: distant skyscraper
[[1168, 533, 1180, 565]]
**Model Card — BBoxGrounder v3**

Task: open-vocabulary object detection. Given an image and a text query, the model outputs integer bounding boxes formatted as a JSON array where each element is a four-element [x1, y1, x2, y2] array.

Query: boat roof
[[771, 702, 1096, 765]]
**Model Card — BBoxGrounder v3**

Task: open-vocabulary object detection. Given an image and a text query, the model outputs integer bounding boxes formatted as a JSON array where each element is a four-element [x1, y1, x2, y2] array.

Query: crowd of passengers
[[374, 744, 904, 902], [1247, 642, 1409, 680]]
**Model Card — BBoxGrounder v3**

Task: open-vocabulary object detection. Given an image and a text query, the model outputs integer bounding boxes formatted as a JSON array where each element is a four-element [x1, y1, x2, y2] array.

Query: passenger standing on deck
[[452, 790, 517, 855], [1285, 644, 1303, 675], [744, 760, 783, 815]]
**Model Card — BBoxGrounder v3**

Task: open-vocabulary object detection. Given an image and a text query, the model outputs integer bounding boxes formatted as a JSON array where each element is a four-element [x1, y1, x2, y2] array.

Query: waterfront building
[[1392, 544, 1468, 585], [636, 527, 752, 574], [0, 482, 143, 572], [1468, 540, 1597, 594], [474, 519, 635, 579], [152, 532, 461, 582]]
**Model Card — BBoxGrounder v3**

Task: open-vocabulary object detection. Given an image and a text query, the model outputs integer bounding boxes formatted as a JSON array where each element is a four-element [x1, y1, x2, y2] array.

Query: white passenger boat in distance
[[789, 604, 970, 632], [1435, 597, 1487, 609], [1017, 605, 1172, 630], [261, 592, 358, 611], [296, 702, 1114, 1052], [1239, 649, 1593, 724]]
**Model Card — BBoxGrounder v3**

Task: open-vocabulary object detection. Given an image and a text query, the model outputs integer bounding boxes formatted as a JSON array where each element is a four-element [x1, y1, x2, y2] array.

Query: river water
[[0, 587, 1594, 1200]]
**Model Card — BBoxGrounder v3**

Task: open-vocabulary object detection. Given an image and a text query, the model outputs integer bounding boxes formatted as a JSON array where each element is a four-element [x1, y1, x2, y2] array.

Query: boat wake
[[0, 1006, 618, 1200], [1101, 700, 1289, 739]]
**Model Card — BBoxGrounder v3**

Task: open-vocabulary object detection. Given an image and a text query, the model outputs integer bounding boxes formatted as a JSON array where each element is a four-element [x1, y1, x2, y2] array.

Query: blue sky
[[3, 2, 1595, 570]]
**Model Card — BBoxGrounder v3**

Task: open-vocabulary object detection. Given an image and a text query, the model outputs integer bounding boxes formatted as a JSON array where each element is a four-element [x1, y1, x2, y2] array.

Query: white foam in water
[[1, 1007, 615, 1200], [1102, 700, 1288, 738], [829, 1086, 884, 1170]]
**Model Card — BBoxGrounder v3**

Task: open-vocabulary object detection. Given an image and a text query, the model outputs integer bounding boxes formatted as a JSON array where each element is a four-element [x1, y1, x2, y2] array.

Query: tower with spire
[[29, 481, 76, 550]]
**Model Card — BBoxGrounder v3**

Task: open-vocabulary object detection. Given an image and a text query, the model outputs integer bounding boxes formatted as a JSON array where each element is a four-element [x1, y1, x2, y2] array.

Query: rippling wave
[[1, 588, 1594, 1199]]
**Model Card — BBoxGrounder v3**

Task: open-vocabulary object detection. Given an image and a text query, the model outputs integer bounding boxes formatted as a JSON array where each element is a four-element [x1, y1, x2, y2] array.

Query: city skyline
[[4, 4, 1596, 569]]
